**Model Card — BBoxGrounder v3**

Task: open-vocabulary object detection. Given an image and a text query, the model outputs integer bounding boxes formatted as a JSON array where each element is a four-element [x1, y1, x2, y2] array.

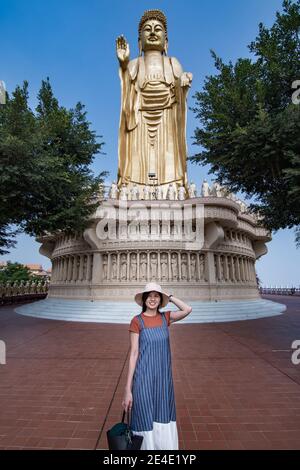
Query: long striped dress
[[130, 312, 178, 450]]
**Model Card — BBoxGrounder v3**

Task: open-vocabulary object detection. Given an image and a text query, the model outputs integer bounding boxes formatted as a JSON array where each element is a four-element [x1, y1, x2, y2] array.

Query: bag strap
[[121, 409, 131, 426]]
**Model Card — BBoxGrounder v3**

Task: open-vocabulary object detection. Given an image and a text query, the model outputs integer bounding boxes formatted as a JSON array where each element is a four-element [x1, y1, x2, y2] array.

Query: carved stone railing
[[0, 280, 49, 305], [260, 287, 300, 296]]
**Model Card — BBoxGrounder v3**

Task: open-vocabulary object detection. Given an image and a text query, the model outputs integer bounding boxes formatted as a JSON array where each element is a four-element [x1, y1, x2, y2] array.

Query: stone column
[[147, 251, 150, 281], [178, 251, 181, 281], [241, 256, 246, 282], [248, 260, 252, 281], [224, 255, 229, 282], [196, 253, 200, 281], [221, 254, 225, 282], [60, 258, 64, 281], [84, 255, 88, 281], [117, 252, 120, 281], [71, 256, 76, 281], [58, 256, 63, 281], [216, 254, 222, 282], [206, 251, 216, 284], [127, 251, 130, 282], [79, 255, 84, 282], [72, 255, 77, 282], [55, 259, 58, 282], [60, 258, 63, 281], [82, 255, 87, 281], [65, 257, 69, 282], [63, 256, 68, 282], [239, 258, 243, 282], [236, 257, 241, 281], [235, 257, 240, 282], [86, 254, 92, 282], [56, 259, 60, 282], [241, 258, 245, 282], [61, 258, 65, 281], [51, 258, 57, 282], [53, 259, 57, 282], [107, 253, 111, 281], [158, 251, 161, 281], [232, 257, 236, 281], [213, 254, 217, 281], [248, 258, 251, 281], [254, 261, 257, 283], [187, 252, 191, 281], [92, 252, 102, 284], [55, 258, 58, 282], [84, 254, 88, 282], [73, 256, 78, 282], [168, 252, 172, 281], [137, 252, 140, 282], [71, 257, 75, 282], [231, 257, 235, 282], [57, 258, 61, 281], [52, 260, 56, 282], [247, 259, 251, 281], [245, 257, 249, 282], [246, 258, 250, 281], [251, 260, 256, 282], [249, 260, 253, 281]]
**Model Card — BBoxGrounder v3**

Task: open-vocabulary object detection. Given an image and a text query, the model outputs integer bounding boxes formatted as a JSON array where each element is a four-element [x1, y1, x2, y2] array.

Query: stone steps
[[15, 298, 286, 323]]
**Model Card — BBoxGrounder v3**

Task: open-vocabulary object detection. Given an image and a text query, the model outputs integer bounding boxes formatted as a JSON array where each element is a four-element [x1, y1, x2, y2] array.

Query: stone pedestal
[[39, 196, 270, 302]]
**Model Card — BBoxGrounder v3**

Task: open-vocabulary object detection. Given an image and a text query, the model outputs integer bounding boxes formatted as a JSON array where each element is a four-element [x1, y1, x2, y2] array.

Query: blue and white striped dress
[[131, 312, 178, 450]]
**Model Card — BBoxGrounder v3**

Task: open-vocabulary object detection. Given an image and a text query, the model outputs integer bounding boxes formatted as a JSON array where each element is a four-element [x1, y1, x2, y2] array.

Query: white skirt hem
[[132, 421, 178, 450]]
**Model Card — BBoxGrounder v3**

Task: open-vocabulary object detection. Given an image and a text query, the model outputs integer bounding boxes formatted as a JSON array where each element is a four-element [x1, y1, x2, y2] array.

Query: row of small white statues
[[107, 180, 249, 213], [0, 280, 49, 297]]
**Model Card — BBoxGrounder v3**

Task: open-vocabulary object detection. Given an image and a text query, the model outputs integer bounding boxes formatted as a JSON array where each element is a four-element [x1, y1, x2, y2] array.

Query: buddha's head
[[138, 10, 168, 54]]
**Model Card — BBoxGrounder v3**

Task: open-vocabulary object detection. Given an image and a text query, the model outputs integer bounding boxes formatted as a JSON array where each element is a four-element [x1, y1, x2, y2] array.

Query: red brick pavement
[[0, 295, 299, 450]]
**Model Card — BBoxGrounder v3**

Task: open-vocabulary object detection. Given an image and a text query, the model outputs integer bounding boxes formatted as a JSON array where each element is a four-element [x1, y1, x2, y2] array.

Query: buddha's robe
[[117, 55, 189, 189]]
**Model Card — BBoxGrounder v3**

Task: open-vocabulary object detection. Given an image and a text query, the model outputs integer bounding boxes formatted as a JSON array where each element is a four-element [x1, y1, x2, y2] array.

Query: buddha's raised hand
[[116, 35, 130, 67]]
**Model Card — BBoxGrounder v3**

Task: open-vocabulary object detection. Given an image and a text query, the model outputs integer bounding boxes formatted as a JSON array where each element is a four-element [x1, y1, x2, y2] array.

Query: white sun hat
[[134, 282, 169, 307]]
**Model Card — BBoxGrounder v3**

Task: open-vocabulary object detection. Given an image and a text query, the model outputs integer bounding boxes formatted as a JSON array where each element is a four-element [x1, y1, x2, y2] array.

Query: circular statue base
[[18, 195, 286, 323], [15, 297, 286, 323], [39, 196, 270, 301]]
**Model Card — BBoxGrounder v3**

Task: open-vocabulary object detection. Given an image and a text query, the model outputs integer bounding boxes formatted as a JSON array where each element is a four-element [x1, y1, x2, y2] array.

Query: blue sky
[[1, 0, 299, 286]]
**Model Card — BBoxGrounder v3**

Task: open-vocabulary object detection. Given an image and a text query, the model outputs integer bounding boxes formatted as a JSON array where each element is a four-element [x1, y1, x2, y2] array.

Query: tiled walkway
[[0, 295, 299, 450]]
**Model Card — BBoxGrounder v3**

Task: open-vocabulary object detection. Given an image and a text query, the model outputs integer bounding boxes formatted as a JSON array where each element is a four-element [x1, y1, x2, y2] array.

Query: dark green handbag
[[107, 410, 143, 450]]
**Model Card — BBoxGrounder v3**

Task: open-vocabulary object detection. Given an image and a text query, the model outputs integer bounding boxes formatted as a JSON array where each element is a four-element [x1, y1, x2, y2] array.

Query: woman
[[122, 282, 192, 450]]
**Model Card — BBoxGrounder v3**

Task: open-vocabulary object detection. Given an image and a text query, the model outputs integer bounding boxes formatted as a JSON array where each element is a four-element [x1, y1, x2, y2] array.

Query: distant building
[[0, 262, 51, 278], [24, 264, 42, 274], [25, 264, 51, 278]]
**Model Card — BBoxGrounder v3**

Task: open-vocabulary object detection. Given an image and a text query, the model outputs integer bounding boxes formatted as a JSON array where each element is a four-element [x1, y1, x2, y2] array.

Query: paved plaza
[[0, 295, 299, 450]]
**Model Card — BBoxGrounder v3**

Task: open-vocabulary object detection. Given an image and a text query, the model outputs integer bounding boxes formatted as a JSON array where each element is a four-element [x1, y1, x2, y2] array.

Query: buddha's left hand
[[180, 72, 193, 87]]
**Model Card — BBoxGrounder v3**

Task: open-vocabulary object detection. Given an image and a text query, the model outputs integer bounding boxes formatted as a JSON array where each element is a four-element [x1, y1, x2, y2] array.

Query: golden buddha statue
[[116, 10, 193, 197]]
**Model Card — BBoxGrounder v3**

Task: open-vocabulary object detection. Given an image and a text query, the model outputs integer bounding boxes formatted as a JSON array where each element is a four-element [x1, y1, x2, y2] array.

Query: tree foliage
[[191, 0, 300, 242], [0, 79, 107, 254], [0, 262, 32, 282]]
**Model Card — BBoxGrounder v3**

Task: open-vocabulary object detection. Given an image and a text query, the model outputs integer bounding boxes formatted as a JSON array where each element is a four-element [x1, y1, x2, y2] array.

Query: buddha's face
[[140, 19, 166, 52]]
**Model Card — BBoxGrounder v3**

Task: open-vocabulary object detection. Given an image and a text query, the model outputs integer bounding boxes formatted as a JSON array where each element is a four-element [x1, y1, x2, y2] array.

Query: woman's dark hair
[[141, 291, 163, 314]]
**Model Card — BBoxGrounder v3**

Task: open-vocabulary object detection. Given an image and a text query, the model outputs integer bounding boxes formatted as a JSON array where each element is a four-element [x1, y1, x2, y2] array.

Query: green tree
[[0, 78, 107, 254], [191, 0, 300, 243], [0, 262, 31, 282]]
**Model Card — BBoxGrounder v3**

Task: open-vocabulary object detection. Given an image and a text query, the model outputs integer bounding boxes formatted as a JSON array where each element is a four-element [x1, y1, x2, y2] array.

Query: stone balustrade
[[260, 287, 300, 296], [0, 280, 49, 305]]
